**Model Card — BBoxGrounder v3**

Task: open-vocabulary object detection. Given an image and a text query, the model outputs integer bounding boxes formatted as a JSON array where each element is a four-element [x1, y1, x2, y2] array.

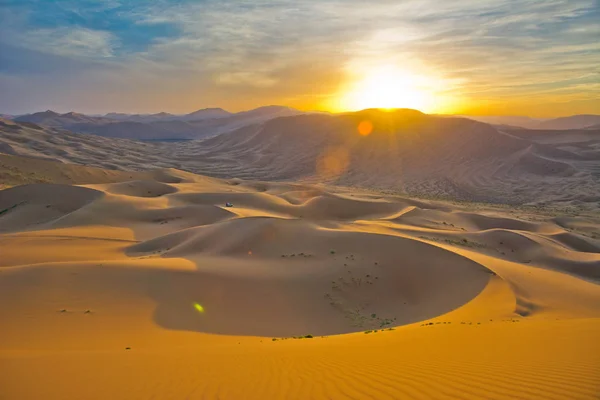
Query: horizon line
[[4, 106, 599, 120]]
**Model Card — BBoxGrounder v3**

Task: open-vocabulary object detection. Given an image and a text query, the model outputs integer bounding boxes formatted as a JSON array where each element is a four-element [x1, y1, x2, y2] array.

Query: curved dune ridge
[[0, 183, 104, 233], [104, 180, 179, 197], [126, 217, 492, 336], [1, 167, 599, 399]]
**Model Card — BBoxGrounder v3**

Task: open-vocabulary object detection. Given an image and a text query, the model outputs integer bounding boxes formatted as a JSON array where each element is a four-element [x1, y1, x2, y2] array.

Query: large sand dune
[[2, 110, 599, 212], [1, 160, 599, 399]]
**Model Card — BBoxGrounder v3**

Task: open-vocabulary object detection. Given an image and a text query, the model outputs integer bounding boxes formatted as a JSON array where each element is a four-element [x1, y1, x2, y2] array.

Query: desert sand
[[1, 160, 599, 399], [2, 111, 599, 212]]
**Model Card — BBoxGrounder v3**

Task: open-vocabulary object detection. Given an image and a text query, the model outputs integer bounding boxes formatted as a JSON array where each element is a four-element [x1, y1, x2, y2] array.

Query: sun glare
[[330, 65, 451, 113]]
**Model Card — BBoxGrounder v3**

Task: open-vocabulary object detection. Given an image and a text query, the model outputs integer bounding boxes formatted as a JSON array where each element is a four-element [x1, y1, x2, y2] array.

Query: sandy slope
[[2, 111, 599, 212], [1, 163, 599, 399], [0, 154, 159, 189]]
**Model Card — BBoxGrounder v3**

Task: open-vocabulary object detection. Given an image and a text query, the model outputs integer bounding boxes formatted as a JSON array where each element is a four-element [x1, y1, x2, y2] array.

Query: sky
[[0, 0, 598, 117]]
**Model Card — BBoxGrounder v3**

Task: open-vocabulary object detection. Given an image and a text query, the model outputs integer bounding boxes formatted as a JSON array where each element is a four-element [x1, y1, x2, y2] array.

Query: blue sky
[[0, 0, 598, 116]]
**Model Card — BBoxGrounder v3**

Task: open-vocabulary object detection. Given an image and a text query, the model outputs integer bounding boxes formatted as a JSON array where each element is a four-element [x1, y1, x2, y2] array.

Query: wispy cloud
[[21, 27, 117, 58], [0, 0, 598, 116]]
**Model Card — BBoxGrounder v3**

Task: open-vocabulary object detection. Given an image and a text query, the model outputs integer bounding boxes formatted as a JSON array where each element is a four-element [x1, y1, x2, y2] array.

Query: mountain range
[[457, 114, 600, 130], [12, 106, 304, 141], [10, 107, 600, 141], [2, 108, 599, 209]]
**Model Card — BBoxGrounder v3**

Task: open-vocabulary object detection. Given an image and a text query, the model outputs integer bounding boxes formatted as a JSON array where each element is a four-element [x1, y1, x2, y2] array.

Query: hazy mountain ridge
[[193, 109, 597, 205], [14, 110, 114, 127], [461, 114, 600, 130], [12, 106, 304, 141], [103, 108, 232, 123], [536, 114, 600, 130], [2, 110, 598, 210], [104, 112, 179, 123], [11, 107, 600, 141]]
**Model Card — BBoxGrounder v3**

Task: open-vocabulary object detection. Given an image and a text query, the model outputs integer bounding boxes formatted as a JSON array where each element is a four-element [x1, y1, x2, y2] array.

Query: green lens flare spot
[[193, 303, 205, 313]]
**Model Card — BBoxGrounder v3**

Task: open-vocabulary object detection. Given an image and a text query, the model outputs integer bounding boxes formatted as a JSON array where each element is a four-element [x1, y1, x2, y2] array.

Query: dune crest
[[2, 110, 599, 211], [1, 161, 599, 399]]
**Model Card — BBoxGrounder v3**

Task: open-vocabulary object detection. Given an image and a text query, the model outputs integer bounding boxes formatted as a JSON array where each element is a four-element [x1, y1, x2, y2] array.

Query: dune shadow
[[135, 221, 493, 337]]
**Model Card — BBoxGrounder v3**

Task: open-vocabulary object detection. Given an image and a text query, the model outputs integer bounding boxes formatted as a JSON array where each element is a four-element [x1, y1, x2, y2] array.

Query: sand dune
[[0, 153, 157, 190], [3, 109, 598, 212], [1, 159, 599, 399]]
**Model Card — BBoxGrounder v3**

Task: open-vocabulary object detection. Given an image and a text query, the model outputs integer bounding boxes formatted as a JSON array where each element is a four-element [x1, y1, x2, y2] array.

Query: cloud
[[0, 0, 598, 116], [23, 27, 117, 58]]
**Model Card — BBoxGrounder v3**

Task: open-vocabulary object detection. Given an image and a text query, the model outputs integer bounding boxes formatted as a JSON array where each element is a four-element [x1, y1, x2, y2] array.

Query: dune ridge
[[2, 109, 599, 212], [1, 160, 599, 399]]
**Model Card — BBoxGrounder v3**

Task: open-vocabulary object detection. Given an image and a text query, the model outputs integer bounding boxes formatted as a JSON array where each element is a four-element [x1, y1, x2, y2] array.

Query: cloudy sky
[[1, 0, 598, 116]]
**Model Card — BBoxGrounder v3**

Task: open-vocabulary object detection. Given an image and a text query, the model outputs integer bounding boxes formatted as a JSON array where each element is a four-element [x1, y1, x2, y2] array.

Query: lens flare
[[193, 302, 205, 313], [358, 120, 373, 136], [316, 146, 350, 180]]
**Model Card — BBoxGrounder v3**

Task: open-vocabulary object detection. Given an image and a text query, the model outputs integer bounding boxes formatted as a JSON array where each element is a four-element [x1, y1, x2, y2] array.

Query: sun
[[330, 65, 445, 113]]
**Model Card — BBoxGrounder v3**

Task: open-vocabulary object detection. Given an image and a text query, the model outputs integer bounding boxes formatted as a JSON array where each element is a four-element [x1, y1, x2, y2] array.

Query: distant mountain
[[175, 108, 599, 204], [14, 110, 112, 127], [103, 108, 231, 123], [454, 114, 600, 130], [103, 106, 292, 123], [66, 121, 179, 140], [180, 108, 232, 121], [104, 112, 178, 123], [197, 109, 523, 185], [2, 109, 599, 207], [104, 112, 131, 120], [536, 115, 600, 130], [456, 115, 546, 129], [236, 105, 299, 118], [14, 111, 193, 140], [70, 119, 235, 140], [14, 106, 306, 141]]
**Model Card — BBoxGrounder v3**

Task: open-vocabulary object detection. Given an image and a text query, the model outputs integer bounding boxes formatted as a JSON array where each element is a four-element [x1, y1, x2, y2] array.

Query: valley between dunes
[[1, 165, 599, 399]]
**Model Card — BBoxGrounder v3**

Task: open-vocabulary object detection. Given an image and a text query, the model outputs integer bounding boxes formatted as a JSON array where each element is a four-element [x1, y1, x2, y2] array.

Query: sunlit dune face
[[331, 65, 451, 113]]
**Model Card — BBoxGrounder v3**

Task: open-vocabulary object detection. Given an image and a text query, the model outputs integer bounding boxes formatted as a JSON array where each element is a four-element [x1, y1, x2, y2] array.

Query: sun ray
[[329, 64, 455, 113]]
